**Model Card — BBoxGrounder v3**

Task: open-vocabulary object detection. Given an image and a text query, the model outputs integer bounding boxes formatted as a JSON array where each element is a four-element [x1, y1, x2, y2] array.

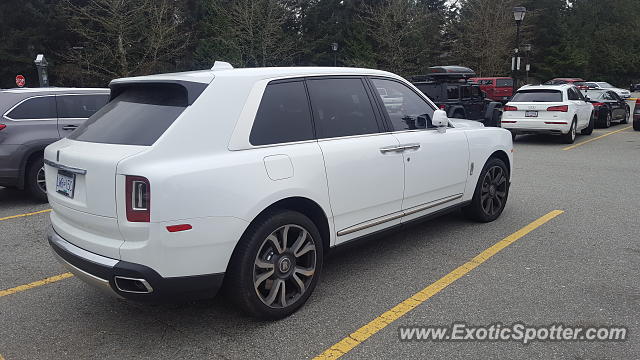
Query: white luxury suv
[[45, 63, 513, 319], [502, 84, 594, 143]]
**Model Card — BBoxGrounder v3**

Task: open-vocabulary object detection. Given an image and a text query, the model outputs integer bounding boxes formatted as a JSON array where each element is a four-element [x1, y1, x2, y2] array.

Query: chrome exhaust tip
[[114, 276, 154, 294]]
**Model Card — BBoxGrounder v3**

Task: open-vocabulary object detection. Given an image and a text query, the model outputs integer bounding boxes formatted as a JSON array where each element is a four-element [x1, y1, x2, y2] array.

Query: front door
[[368, 77, 470, 222], [306, 77, 405, 244]]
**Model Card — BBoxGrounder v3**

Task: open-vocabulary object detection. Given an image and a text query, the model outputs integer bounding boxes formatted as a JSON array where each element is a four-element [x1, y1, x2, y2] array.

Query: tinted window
[[306, 78, 379, 139], [371, 78, 436, 131], [511, 90, 563, 102], [56, 94, 109, 119], [250, 81, 314, 145], [6, 96, 56, 120], [471, 86, 481, 98], [496, 79, 513, 87], [609, 91, 622, 101], [567, 88, 579, 100], [460, 86, 471, 99], [69, 84, 188, 146], [447, 86, 459, 99]]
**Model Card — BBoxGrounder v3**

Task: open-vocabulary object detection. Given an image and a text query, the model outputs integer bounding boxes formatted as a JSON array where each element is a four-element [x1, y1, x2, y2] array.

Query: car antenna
[[212, 61, 234, 70]]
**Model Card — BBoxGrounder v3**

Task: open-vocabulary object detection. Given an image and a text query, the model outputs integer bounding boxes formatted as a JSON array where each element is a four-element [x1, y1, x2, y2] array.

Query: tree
[[60, 0, 190, 85]]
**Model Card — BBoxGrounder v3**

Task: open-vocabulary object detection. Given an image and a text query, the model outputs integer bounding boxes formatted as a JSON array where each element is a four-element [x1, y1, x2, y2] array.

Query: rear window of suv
[[68, 84, 188, 146], [511, 90, 563, 102]]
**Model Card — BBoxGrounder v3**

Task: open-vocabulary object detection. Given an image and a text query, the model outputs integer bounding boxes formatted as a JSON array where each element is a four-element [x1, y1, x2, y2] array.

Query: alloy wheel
[[480, 166, 507, 216], [36, 166, 47, 194], [606, 112, 611, 127], [253, 224, 317, 309]]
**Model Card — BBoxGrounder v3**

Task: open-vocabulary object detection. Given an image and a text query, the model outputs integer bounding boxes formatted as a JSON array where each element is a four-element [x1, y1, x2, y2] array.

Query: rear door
[[55, 93, 109, 136], [607, 91, 625, 120], [306, 77, 405, 243], [2, 94, 59, 142], [369, 77, 469, 222], [569, 87, 591, 127]]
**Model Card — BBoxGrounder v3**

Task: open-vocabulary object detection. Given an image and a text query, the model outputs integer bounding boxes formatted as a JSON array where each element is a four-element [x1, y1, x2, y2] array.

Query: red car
[[544, 78, 589, 90], [470, 77, 514, 102]]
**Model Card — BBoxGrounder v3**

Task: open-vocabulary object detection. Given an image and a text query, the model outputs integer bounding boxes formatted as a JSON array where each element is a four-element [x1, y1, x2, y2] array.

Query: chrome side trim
[[48, 228, 118, 268], [337, 193, 464, 236], [44, 159, 87, 175]]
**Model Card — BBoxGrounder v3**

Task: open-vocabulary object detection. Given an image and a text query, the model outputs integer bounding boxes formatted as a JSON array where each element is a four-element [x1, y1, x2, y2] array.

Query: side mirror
[[432, 109, 448, 132]]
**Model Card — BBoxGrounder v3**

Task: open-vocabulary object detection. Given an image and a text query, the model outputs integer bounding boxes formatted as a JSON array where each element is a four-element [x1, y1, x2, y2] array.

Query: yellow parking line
[[0, 209, 51, 222], [0, 273, 73, 298], [0, 353, 5, 360], [313, 210, 565, 360], [562, 126, 632, 151]]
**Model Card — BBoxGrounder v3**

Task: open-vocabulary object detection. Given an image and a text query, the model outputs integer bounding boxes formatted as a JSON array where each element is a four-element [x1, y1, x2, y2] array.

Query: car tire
[[25, 156, 48, 203], [621, 107, 629, 124], [561, 119, 577, 144], [462, 157, 509, 223], [580, 112, 594, 135], [452, 111, 465, 119], [603, 111, 612, 128], [226, 209, 323, 320], [634, 117, 640, 131]]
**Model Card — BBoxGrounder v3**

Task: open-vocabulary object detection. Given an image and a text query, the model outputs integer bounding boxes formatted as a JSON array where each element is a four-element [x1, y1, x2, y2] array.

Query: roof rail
[[211, 61, 234, 70]]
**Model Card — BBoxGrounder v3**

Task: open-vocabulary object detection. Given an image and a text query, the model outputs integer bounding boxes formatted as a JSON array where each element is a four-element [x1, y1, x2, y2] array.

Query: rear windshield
[[68, 84, 188, 146], [511, 90, 563, 102], [496, 79, 513, 87]]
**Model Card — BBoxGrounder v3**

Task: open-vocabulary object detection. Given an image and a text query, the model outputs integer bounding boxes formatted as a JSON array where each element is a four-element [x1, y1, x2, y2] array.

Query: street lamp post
[[512, 6, 526, 93], [523, 43, 532, 84], [331, 42, 338, 67]]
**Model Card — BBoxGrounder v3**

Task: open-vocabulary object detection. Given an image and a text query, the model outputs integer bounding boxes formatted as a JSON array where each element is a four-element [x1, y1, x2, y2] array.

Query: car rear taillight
[[503, 106, 518, 111], [591, 102, 605, 107], [547, 105, 568, 112], [0, 124, 6, 131], [125, 175, 150, 222]]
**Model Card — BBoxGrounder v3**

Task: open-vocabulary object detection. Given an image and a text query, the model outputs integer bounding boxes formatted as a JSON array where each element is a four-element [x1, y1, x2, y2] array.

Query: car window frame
[[365, 75, 439, 133], [305, 75, 387, 141], [2, 94, 58, 121], [54, 93, 110, 120]]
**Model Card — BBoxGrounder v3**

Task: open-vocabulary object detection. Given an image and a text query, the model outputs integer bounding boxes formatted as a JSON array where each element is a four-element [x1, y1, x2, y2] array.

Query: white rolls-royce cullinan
[[45, 63, 513, 319]]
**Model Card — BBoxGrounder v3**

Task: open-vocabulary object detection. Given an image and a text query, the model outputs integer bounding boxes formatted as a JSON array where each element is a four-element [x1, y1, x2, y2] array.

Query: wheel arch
[[488, 149, 511, 176], [18, 146, 47, 190]]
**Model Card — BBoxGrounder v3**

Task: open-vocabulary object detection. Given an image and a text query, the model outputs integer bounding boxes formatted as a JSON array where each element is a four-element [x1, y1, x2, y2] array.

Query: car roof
[[110, 67, 403, 86], [518, 84, 572, 91]]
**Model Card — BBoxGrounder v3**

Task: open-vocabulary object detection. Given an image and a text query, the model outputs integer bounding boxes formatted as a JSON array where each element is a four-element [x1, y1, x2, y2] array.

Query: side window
[[56, 94, 109, 119], [5, 96, 56, 120], [447, 86, 459, 100], [471, 86, 481, 98], [371, 78, 436, 131], [306, 78, 379, 139], [567, 88, 579, 100], [609, 91, 622, 101], [249, 81, 314, 146]]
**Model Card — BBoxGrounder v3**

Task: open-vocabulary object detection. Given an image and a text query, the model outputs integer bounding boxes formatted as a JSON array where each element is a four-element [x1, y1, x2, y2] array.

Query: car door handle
[[379, 145, 405, 154], [399, 143, 421, 151], [62, 125, 78, 131]]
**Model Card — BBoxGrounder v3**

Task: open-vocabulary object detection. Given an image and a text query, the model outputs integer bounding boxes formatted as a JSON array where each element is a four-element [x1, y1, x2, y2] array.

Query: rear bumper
[[47, 226, 224, 302], [501, 120, 570, 135]]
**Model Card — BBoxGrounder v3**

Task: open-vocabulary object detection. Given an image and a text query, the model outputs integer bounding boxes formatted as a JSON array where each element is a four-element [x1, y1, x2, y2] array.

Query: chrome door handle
[[400, 143, 421, 151], [62, 125, 78, 131], [379, 145, 404, 154]]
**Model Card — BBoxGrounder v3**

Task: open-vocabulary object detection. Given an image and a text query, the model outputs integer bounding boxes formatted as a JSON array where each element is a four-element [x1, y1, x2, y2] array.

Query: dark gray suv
[[0, 87, 109, 201]]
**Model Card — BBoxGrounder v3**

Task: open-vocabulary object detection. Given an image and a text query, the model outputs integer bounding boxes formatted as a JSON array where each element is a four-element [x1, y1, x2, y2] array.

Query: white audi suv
[[45, 63, 513, 319]]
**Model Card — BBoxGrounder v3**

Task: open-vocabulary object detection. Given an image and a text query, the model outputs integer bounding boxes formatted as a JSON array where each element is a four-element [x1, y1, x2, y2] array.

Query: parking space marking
[[0, 209, 51, 222], [562, 126, 632, 151], [0, 273, 73, 298], [313, 210, 564, 360]]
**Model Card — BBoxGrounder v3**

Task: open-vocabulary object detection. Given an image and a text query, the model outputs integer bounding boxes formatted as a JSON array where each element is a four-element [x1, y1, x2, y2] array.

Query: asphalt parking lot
[[1, 120, 639, 359]]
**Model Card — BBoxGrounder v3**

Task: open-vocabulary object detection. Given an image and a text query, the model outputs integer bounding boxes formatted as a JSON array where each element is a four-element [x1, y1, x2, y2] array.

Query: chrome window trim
[[3, 93, 108, 121]]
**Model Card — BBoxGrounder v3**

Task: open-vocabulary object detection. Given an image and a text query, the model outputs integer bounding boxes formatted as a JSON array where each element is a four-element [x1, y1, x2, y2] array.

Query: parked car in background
[[469, 77, 514, 103], [629, 83, 640, 92], [0, 87, 109, 201], [633, 99, 640, 131], [411, 66, 503, 127], [581, 89, 629, 128], [584, 82, 631, 99], [45, 64, 513, 319], [502, 84, 594, 143], [544, 78, 588, 90]]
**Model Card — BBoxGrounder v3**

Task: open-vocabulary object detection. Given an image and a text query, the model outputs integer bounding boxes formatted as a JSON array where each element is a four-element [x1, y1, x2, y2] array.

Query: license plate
[[525, 110, 538, 117], [56, 170, 76, 198]]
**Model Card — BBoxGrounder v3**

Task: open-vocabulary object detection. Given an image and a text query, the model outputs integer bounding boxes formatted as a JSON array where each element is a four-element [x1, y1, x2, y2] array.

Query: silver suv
[[0, 87, 109, 201]]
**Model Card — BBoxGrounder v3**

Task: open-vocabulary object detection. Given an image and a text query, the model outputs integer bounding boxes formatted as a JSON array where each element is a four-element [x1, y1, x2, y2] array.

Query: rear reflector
[[0, 124, 5, 131], [503, 106, 518, 111], [544, 121, 568, 125], [546, 105, 568, 112], [166, 224, 192, 233], [501, 120, 517, 123], [125, 175, 150, 222]]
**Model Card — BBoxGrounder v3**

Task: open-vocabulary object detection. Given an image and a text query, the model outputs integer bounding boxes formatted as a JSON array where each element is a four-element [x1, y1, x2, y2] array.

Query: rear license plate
[[56, 170, 76, 198], [525, 110, 538, 117]]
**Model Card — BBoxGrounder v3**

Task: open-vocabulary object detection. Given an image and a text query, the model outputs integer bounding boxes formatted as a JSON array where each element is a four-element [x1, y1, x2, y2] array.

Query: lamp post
[[331, 42, 338, 67], [522, 43, 532, 84], [512, 6, 526, 93]]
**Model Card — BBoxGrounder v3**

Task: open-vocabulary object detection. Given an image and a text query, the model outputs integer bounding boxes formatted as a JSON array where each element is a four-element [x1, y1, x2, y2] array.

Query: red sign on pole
[[16, 75, 26, 88]]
